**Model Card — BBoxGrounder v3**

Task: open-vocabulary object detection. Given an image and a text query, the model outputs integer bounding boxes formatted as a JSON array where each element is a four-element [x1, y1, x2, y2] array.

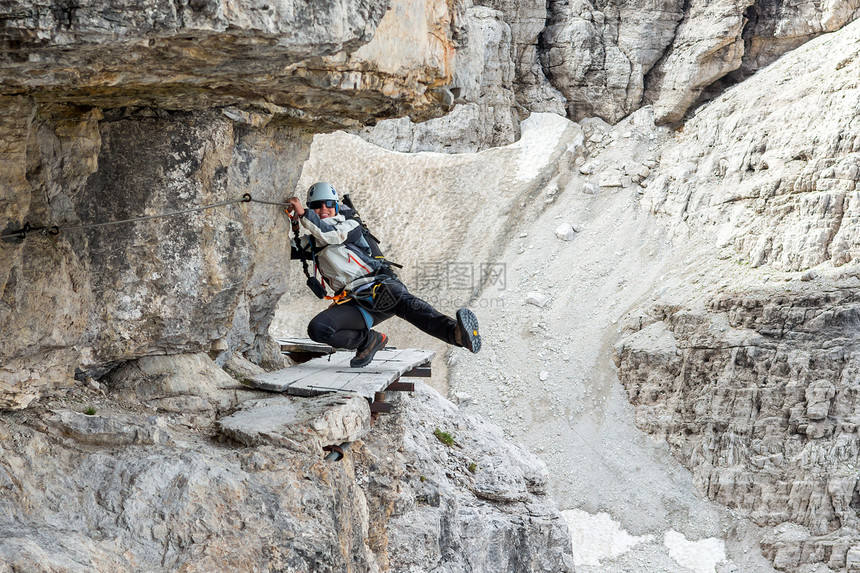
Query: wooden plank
[[290, 370, 396, 399], [336, 372, 399, 400], [277, 337, 334, 354], [246, 347, 434, 400]]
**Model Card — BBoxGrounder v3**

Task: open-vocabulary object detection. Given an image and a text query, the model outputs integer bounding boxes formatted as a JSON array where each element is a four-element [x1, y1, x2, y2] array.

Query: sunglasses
[[308, 200, 337, 209]]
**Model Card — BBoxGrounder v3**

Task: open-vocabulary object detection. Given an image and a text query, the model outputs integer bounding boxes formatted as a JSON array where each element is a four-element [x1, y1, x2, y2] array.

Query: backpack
[[340, 194, 401, 277]]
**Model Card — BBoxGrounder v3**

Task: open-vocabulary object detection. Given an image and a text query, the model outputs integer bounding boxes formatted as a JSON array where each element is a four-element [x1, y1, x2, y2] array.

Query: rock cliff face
[[616, 285, 860, 571], [287, 16, 860, 571], [359, 0, 567, 152], [0, 2, 576, 571], [0, 375, 572, 572], [546, 0, 860, 126], [362, 0, 860, 151], [4, 0, 860, 571], [0, 0, 461, 408], [613, 19, 860, 572], [642, 18, 860, 272], [0, 0, 456, 126], [0, 100, 305, 409]]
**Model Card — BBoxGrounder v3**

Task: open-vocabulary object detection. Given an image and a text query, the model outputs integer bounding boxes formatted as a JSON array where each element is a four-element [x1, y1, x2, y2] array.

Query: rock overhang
[[0, 0, 460, 127], [0, 0, 464, 407]]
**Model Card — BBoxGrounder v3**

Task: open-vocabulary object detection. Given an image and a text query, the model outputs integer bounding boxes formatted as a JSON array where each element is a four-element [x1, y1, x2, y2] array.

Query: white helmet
[[307, 182, 338, 205]]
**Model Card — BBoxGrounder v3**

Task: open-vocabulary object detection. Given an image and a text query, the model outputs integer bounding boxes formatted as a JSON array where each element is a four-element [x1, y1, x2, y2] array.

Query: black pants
[[307, 280, 458, 350]]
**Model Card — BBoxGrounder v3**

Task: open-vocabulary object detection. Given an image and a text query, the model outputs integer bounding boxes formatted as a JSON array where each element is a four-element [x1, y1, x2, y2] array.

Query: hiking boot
[[350, 331, 388, 368], [456, 308, 481, 353]]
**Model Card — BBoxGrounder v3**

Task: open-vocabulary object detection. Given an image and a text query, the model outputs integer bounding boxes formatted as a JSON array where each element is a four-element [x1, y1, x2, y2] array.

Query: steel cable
[[1, 194, 291, 241]]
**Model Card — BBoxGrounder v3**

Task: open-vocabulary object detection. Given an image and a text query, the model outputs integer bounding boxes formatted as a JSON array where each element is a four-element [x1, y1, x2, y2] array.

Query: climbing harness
[[325, 291, 352, 305]]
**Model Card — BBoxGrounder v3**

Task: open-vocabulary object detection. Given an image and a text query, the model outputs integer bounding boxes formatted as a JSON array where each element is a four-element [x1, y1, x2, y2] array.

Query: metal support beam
[[386, 381, 415, 392], [370, 402, 394, 413], [403, 365, 432, 377]]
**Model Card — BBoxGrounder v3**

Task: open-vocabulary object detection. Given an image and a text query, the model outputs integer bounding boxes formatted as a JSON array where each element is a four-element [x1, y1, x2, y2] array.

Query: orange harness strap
[[325, 290, 353, 305]]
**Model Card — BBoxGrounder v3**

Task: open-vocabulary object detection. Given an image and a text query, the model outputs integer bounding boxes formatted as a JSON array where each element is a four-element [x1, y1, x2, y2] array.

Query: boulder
[[217, 394, 372, 454]]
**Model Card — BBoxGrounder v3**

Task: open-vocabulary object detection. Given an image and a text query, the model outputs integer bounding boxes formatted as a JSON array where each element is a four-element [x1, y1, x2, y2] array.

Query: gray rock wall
[[541, 0, 686, 125], [0, 0, 464, 407], [281, 15, 860, 569], [0, 0, 457, 127], [611, 18, 860, 572], [355, 385, 575, 572], [615, 285, 860, 571], [0, 4, 575, 569], [363, 0, 860, 152], [1, 101, 305, 407], [0, 377, 573, 572], [644, 18, 860, 272], [546, 0, 859, 126]]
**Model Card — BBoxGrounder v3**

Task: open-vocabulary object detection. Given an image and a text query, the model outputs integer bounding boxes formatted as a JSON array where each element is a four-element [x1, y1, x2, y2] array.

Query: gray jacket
[[293, 209, 384, 293]]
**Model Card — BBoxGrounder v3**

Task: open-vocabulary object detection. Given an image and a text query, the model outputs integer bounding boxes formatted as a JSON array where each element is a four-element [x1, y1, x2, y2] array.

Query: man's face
[[314, 202, 336, 219]]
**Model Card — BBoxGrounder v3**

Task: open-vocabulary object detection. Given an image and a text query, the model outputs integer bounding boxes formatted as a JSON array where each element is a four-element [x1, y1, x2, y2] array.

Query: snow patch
[[562, 509, 653, 567], [663, 530, 726, 573], [511, 112, 571, 181]]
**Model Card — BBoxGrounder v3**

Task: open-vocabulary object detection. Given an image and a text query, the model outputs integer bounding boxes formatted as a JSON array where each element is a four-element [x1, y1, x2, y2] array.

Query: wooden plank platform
[[247, 347, 434, 400], [276, 337, 335, 354]]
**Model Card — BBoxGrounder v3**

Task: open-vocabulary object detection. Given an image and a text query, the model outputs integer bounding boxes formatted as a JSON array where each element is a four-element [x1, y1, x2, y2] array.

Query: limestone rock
[[0, 380, 574, 572], [222, 352, 267, 381], [217, 394, 372, 454], [0, 102, 307, 407], [643, 18, 860, 271], [616, 286, 860, 571], [361, 4, 519, 153], [732, 0, 860, 78], [44, 409, 172, 446], [598, 169, 626, 188], [541, 0, 685, 124], [360, 1, 568, 153], [555, 223, 577, 241], [0, 0, 471, 406], [362, 0, 859, 151], [805, 380, 836, 421], [647, 0, 751, 125], [0, 0, 460, 127], [541, 0, 859, 125], [353, 382, 573, 572], [526, 291, 550, 307], [105, 353, 259, 415]]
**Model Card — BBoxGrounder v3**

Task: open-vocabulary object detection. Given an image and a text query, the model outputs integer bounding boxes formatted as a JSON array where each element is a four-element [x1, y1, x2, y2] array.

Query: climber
[[287, 181, 481, 368]]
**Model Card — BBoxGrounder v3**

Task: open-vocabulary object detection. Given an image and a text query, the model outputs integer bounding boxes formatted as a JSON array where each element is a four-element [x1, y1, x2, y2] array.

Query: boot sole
[[456, 308, 481, 354]]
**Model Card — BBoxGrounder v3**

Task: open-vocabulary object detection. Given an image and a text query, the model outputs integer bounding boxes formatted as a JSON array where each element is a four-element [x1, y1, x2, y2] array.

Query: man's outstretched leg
[[380, 280, 481, 353]]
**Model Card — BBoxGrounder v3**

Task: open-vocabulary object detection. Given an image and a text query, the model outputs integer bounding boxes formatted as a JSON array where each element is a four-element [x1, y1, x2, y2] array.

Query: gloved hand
[[286, 197, 305, 217]]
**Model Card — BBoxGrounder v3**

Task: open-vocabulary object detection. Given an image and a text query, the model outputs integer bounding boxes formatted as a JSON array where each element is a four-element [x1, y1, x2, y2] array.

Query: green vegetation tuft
[[433, 428, 455, 447], [83, 406, 97, 416], [468, 462, 478, 473]]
